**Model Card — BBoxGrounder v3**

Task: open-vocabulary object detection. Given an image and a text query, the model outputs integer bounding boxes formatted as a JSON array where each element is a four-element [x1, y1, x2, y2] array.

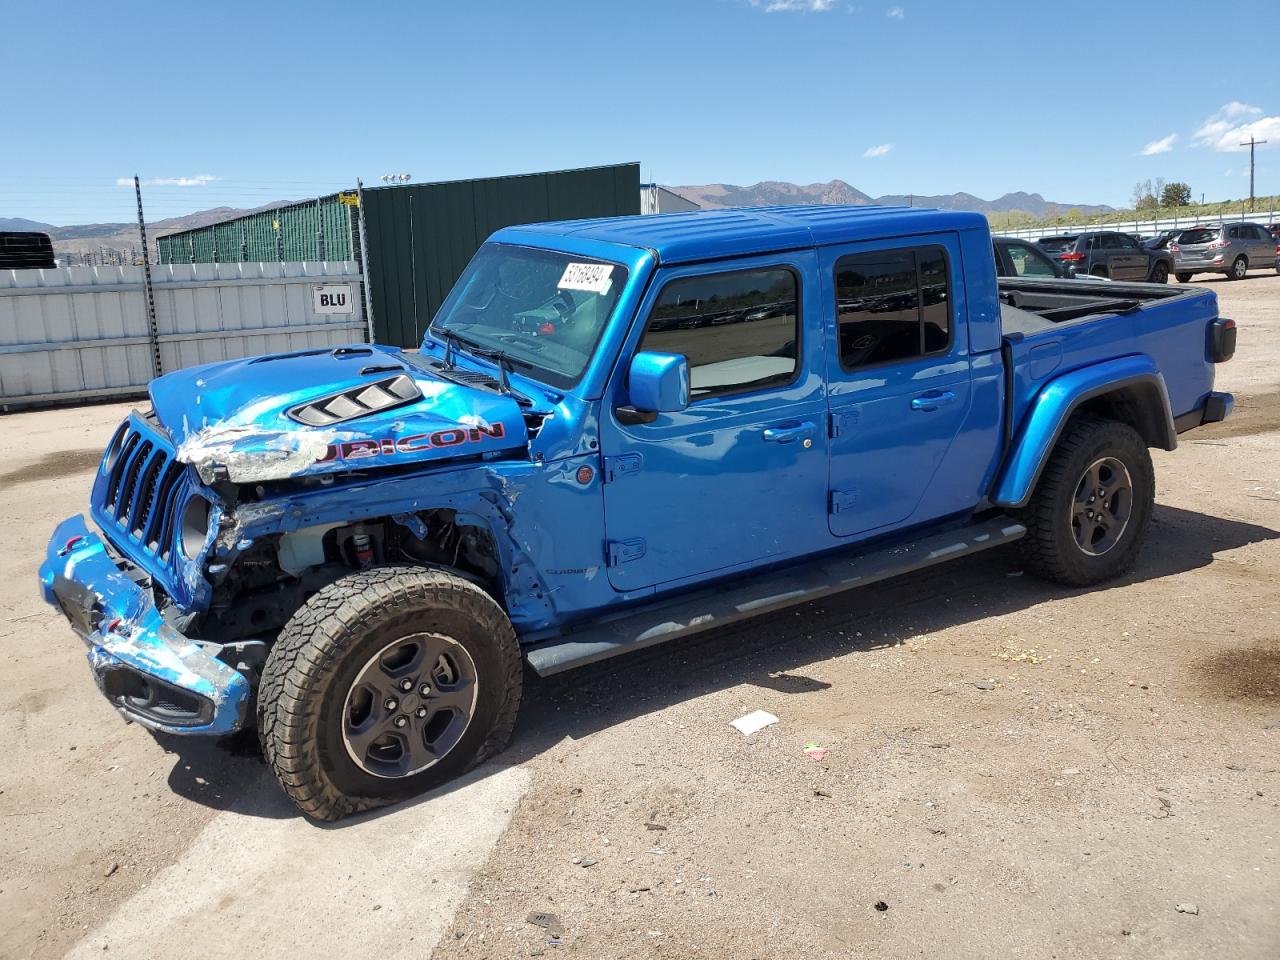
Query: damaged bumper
[[38, 515, 249, 736]]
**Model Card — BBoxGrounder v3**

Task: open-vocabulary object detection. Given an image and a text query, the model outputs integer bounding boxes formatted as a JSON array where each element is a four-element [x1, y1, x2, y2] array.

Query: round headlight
[[180, 497, 211, 559]]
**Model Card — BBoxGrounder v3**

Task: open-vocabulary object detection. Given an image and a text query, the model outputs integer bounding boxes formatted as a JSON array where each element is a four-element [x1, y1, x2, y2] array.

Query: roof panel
[[495, 205, 989, 263]]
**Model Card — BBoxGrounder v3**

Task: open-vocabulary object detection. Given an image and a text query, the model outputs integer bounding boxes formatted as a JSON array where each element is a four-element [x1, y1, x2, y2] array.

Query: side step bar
[[524, 516, 1026, 677]]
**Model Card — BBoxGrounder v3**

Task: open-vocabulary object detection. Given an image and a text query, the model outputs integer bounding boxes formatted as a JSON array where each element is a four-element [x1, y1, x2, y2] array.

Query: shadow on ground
[[156, 503, 1278, 824]]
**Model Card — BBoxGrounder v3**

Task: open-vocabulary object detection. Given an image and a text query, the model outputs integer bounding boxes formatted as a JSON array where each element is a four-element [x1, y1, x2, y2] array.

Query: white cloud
[[749, 0, 836, 11], [117, 175, 217, 187], [1194, 102, 1280, 152], [886, 5, 904, 18], [1140, 133, 1177, 156], [863, 143, 893, 158]]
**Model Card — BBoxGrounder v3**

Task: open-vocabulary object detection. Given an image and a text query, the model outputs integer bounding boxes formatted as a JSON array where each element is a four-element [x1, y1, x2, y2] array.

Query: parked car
[[1035, 231, 1174, 282], [1168, 222, 1279, 281], [40, 205, 1234, 820], [1142, 230, 1180, 251], [0, 231, 55, 269], [1265, 223, 1280, 241]]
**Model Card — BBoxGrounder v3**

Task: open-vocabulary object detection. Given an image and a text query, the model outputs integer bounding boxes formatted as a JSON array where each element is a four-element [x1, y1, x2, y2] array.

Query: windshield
[[429, 243, 628, 389]]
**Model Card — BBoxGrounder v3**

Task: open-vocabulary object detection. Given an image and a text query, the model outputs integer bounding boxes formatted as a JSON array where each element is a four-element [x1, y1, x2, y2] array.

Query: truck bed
[[998, 276, 1221, 428], [998, 277, 1193, 336]]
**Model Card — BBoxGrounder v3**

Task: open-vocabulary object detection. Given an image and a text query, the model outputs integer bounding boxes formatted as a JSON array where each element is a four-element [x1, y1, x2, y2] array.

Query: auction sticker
[[558, 262, 613, 294]]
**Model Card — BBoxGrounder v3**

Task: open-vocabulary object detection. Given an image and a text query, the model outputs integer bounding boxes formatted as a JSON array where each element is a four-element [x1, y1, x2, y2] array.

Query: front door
[[599, 253, 829, 591], [822, 236, 975, 537]]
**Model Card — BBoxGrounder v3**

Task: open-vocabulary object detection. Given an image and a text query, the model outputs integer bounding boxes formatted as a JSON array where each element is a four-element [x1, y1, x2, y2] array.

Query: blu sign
[[312, 284, 355, 315]]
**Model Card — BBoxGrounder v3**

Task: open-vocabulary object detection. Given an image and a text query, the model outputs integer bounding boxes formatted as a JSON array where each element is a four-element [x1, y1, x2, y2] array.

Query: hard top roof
[[493, 204, 988, 264]]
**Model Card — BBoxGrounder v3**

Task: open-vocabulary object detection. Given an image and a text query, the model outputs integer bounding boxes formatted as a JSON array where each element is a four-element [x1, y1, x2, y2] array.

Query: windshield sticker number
[[558, 262, 613, 295]]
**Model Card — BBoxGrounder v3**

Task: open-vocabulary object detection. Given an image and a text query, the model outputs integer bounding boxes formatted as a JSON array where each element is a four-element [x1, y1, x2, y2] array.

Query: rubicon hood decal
[[149, 345, 529, 484]]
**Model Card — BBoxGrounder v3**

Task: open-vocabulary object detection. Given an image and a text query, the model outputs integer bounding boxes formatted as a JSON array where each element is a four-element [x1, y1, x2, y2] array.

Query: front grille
[[99, 420, 186, 561]]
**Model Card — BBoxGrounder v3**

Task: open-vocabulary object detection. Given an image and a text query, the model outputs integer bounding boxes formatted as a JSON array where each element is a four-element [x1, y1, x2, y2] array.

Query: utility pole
[[1239, 136, 1268, 212], [134, 175, 163, 379]]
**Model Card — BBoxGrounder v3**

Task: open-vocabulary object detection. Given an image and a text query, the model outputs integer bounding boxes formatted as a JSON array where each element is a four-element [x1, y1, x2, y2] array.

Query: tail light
[[1169, 243, 1180, 253], [1211, 318, 1236, 363], [1059, 251, 1086, 262], [1207, 237, 1230, 250]]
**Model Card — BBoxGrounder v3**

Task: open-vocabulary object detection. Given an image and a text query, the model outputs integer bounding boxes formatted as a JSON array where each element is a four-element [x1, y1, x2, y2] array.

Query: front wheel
[[1175, 272, 1193, 283], [1148, 262, 1169, 284], [1014, 416, 1154, 587], [1228, 255, 1248, 280], [257, 566, 522, 821]]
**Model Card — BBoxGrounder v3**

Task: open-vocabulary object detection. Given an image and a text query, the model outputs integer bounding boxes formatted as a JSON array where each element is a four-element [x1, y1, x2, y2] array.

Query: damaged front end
[[39, 343, 547, 736]]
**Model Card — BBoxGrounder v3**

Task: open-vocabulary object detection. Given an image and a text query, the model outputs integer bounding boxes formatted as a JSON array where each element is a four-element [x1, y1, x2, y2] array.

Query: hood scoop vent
[[288, 374, 422, 427]]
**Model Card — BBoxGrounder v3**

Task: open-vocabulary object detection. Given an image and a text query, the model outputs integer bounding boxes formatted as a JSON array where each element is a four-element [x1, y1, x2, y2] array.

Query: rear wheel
[[257, 566, 522, 821], [1148, 262, 1169, 284], [1175, 272, 1193, 283], [1228, 255, 1248, 280], [1014, 416, 1154, 587], [1090, 266, 1109, 278]]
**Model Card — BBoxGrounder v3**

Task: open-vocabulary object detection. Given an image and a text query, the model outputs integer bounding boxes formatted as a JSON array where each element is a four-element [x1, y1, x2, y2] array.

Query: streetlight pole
[[1239, 136, 1268, 212]]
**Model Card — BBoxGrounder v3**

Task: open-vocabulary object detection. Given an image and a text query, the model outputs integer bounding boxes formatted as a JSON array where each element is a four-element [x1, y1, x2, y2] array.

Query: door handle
[[763, 421, 816, 444], [910, 390, 957, 412]]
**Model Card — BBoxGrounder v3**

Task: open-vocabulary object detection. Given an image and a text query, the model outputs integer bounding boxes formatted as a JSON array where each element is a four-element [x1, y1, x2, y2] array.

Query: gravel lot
[[2, 274, 1277, 959]]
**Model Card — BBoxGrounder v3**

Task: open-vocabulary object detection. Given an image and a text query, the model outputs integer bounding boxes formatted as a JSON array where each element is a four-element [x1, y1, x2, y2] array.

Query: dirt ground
[[1, 274, 1277, 959]]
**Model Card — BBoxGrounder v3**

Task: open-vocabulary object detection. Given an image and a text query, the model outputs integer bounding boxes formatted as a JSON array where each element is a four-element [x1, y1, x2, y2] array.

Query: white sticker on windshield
[[558, 262, 613, 295]]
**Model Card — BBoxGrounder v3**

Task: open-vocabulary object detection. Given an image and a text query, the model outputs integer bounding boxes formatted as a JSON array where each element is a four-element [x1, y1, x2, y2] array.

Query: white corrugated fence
[[0, 261, 367, 409], [997, 208, 1279, 241]]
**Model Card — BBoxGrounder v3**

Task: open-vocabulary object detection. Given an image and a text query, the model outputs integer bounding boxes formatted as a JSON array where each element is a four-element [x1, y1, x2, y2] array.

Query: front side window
[[638, 267, 799, 400], [430, 243, 628, 389], [835, 246, 951, 369], [1005, 242, 1056, 277]]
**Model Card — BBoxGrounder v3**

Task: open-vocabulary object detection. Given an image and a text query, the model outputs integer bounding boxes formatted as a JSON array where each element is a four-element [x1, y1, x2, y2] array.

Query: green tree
[[1161, 182, 1192, 207]]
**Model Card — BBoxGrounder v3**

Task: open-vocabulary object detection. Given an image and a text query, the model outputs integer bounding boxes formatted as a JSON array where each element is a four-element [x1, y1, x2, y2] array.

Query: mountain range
[[668, 181, 1113, 218], [0, 203, 291, 260], [3, 180, 1112, 262]]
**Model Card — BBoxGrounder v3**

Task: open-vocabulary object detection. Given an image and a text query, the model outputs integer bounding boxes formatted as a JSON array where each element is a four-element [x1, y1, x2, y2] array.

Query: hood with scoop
[[150, 344, 530, 484]]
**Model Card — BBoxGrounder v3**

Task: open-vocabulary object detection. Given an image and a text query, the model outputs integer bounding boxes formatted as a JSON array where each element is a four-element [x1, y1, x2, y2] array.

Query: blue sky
[[3, 0, 1276, 224]]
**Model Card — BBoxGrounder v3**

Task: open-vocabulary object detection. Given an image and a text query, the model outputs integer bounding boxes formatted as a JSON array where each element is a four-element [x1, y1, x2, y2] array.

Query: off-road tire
[[1148, 262, 1169, 284], [1228, 255, 1248, 280], [257, 566, 521, 821], [1014, 416, 1154, 587], [1175, 272, 1193, 283]]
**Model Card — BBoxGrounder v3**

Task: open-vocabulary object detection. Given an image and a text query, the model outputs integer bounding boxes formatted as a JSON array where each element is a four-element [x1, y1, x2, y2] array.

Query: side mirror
[[618, 351, 688, 424]]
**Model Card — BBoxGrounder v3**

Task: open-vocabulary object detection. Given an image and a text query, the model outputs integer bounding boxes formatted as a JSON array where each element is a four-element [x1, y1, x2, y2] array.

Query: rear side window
[[639, 267, 799, 400], [834, 246, 951, 369]]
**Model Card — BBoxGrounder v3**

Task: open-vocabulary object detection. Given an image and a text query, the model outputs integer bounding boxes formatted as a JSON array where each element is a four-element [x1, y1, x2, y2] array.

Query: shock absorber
[[351, 531, 374, 568]]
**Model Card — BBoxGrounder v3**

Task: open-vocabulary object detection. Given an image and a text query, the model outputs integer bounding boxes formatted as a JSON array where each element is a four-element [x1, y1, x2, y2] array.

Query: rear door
[[1111, 233, 1149, 280], [821, 234, 974, 537]]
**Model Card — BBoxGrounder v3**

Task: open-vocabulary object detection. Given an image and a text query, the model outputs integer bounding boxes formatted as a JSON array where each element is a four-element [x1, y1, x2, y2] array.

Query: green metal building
[[156, 163, 641, 347]]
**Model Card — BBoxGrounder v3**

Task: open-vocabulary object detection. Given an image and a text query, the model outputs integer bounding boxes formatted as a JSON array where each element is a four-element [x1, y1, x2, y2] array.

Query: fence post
[[133, 175, 163, 379]]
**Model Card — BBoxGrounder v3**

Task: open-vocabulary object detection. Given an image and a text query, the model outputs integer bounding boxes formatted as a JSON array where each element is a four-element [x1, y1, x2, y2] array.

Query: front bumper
[[39, 515, 250, 736]]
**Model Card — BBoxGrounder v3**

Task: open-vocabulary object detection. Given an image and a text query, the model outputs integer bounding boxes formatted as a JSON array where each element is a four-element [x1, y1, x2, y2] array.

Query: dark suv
[[1036, 231, 1174, 282]]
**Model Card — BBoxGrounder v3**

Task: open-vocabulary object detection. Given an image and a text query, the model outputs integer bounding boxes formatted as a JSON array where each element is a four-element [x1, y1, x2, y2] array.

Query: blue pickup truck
[[40, 206, 1236, 819]]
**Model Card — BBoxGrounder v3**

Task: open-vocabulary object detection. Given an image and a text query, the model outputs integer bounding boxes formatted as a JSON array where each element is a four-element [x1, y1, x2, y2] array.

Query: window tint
[[1100, 234, 1122, 250], [1227, 225, 1241, 239], [1005, 242, 1056, 277], [834, 246, 951, 369], [639, 268, 799, 400], [1177, 228, 1217, 245]]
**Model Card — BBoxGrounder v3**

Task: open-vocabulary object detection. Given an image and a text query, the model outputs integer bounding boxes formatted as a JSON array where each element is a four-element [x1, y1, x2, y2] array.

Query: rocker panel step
[[525, 516, 1026, 677]]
